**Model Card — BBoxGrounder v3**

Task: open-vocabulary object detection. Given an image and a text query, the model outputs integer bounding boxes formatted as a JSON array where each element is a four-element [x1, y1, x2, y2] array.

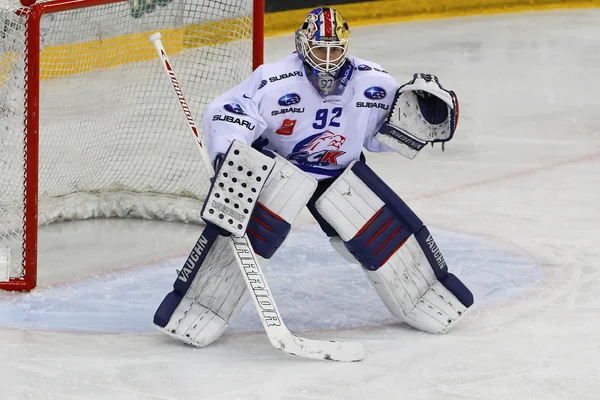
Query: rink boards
[[3, 0, 597, 80]]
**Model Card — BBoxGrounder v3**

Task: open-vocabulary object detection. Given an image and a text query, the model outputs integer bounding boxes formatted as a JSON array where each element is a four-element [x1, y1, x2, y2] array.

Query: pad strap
[[248, 152, 317, 258]]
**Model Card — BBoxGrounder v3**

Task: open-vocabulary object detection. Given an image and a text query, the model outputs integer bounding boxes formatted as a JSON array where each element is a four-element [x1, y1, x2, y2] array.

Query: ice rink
[[2, 7, 600, 399]]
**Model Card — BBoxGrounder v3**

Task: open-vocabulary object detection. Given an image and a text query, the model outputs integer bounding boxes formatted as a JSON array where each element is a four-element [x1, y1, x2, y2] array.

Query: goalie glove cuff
[[375, 125, 427, 160]]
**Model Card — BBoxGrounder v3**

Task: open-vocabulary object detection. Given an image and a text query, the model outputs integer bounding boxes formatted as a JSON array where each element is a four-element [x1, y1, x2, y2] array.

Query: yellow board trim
[[1, 16, 251, 82], [38, 16, 251, 79], [40, 28, 182, 78], [265, 0, 600, 36]]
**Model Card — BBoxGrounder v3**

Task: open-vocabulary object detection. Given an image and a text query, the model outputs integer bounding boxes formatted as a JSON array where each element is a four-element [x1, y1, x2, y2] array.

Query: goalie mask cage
[[0, 0, 264, 291]]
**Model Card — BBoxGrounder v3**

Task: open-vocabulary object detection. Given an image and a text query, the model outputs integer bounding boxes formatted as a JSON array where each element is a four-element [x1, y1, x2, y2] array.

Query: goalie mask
[[295, 7, 353, 96]]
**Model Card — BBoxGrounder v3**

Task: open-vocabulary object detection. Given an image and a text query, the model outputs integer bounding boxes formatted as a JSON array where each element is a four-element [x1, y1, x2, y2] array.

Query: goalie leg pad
[[247, 151, 317, 259], [153, 223, 249, 346], [315, 161, 473, 333], [154, 152, 316, 345]]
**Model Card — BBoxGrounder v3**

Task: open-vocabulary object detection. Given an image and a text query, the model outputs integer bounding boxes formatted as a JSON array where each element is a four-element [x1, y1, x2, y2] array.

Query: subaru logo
[[223, 103, 246, 115], [357, 64, 372, 71], [278, 93, 301, 106], [364, 87, 386, 100]]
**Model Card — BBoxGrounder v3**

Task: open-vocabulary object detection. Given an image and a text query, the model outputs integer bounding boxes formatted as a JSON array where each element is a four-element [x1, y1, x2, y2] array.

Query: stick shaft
[[149, 32, 214, 174]]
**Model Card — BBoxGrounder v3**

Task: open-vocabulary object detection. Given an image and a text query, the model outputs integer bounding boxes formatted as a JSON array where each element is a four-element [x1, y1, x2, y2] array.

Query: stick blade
[[271, 334, 364, 362]]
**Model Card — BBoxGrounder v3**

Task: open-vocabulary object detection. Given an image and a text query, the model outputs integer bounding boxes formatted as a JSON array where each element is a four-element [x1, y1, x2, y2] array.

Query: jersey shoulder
[[206, 55, 305, 119], [349, 56, 399, 86], [254, 54, 307, 91]]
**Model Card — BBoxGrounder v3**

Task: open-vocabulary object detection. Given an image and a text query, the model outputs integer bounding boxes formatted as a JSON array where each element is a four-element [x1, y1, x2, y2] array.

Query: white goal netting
[[0, 0, 257, 285]]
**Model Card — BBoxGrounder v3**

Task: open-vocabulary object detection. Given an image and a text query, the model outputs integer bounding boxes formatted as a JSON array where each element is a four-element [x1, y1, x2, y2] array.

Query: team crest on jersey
[[278, 93, 301, 106], [276, 119, 297, 135], [364, 87, 386, 100], [258, 79, 268, 90], [223, 103, 246, 115], [287, 130, 346, 166]]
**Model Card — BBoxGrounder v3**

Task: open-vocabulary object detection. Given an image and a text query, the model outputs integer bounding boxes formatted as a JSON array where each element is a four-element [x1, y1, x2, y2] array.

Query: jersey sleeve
[[202, 66, 269, 161], [362, 75, 400, 153], [364, 132, 395, 152]]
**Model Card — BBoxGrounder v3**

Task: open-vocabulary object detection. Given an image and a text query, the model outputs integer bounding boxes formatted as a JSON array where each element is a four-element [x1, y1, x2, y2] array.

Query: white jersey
[[202, 53, 401, 180]]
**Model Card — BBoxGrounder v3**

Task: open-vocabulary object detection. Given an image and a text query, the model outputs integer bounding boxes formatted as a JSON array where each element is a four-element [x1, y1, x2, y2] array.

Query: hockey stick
[[149, 32, 364, 362]]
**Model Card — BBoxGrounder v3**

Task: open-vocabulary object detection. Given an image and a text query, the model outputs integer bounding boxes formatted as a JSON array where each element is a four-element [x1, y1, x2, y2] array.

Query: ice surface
[[1, 8, 599, 400]]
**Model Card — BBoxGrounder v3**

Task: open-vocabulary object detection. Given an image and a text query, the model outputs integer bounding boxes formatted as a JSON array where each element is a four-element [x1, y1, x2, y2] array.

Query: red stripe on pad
[[257, 202, 285, 221], [380, 235, 410, 267], [354, 208, 383, 238], [365, 219, 392, 247], [247, 228, 265, 242], [251, 215, 273, 232], [374, 227, 402, 256]]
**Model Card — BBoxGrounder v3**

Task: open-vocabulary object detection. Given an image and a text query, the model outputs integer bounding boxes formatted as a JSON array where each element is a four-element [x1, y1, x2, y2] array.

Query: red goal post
[[0, 0, 264, 291]]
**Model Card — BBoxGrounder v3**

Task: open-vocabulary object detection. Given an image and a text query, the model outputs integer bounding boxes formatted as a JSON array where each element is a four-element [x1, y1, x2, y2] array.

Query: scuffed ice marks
[[0, 226, 537, 333]]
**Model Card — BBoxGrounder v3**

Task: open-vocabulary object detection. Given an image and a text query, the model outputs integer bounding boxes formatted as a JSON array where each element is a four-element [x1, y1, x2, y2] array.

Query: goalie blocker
[[316, 160, 473, 333], [154, 142, 317, 347]]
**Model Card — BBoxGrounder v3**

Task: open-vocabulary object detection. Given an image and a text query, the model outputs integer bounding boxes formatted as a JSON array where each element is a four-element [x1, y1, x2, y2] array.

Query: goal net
[[0, 0, 262, 290]]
